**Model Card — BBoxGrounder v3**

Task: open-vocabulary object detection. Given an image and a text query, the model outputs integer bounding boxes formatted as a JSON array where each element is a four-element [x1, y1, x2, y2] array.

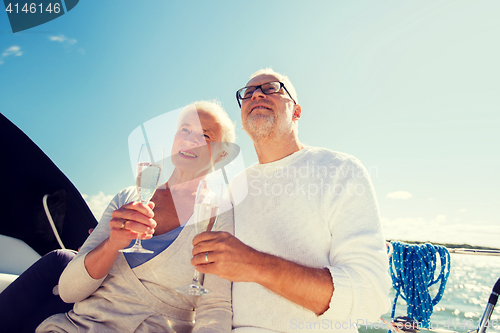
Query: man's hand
[[191, 231, 263, 282], [192, 231, 334, 315]]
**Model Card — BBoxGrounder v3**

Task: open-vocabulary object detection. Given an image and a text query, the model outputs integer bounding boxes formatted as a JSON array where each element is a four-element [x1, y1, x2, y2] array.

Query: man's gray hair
[[249, 68, 298, 103]]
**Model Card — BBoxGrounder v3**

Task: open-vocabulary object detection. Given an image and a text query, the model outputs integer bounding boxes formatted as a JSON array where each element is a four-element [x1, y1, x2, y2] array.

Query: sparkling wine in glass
[[120, 144, 164, 254], [176, 180, 223, 295]]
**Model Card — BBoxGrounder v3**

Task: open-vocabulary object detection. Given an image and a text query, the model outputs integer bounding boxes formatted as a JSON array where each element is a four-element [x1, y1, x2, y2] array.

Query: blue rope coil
[[389, 241, 451, 329]]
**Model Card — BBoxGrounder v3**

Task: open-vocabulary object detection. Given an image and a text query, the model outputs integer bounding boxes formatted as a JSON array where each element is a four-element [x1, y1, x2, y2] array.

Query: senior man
[[192, 69, 391, 332]]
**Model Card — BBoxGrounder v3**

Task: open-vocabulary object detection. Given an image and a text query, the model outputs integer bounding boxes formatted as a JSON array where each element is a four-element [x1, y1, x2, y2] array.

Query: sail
[[0, 113, 97, 256]]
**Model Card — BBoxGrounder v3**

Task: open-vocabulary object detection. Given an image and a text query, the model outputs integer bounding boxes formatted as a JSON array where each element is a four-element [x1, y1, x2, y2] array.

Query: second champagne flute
[[176, 180, 223, 295]]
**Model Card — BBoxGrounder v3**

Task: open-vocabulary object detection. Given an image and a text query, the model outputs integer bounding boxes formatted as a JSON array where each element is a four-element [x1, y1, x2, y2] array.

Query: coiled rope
[[389, 241, 451, 329]]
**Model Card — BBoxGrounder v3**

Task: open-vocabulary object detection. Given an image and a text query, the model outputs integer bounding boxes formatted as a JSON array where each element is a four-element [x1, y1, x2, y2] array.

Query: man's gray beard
[[244, 113, 291, 141], [244, 114, 275, 140]]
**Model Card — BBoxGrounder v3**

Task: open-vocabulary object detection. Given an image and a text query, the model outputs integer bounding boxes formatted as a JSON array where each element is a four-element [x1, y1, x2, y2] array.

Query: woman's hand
[[84, 201, 157, 280], [108, 201, 157, 251]]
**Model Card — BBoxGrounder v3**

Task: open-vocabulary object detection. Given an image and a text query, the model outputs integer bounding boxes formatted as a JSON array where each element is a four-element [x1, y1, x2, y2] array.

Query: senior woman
[[36, 100, 236, 332]]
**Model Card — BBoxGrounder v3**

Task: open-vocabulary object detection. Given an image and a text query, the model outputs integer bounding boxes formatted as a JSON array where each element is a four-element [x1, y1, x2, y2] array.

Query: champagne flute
[[120, 143, 164, 254], [176, 180, 223, 295]]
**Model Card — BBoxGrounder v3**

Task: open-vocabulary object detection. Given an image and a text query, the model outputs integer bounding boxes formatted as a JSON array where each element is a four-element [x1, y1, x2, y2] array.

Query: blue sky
[[1, 0, 499, 247]]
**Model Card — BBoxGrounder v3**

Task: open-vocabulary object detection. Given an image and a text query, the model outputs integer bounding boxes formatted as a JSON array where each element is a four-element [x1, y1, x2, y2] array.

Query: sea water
[[359, 254, 500, 333]]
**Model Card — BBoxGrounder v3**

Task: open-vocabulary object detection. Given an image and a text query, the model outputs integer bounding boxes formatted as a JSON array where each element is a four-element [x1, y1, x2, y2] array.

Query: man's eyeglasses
[[236, 81, 296, 108]]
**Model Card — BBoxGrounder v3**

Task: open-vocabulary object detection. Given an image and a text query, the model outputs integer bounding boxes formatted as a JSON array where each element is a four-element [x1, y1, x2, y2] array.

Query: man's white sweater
[[229, 146, 391, 332]]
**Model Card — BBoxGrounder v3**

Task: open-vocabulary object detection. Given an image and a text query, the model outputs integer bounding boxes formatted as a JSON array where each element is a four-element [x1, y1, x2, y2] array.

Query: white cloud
[[48, 34, 77, 44], [458, 209, 468, 213], [49, 35, 66, 43], [2, 46, 22, 57], [435, 214, 446, 223], [48, 35, 83, 55], [382, 215, 500, 248], [48, 35, 66, 42], [0, 45, 23, 65], [48, 35, 79, 51], [386, 191, 412, 200], [82, 192, 114, 221]]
